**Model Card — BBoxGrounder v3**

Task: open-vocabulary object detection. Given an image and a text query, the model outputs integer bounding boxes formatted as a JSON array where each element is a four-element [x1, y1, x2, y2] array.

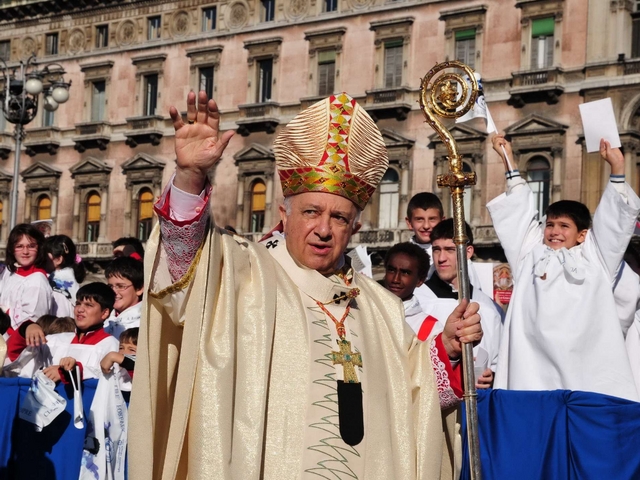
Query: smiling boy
[[488, 135, 640, 401]]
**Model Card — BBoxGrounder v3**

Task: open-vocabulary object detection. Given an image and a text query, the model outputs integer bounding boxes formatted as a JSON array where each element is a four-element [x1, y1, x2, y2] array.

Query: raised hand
[[491, 134, 514, 170], [599, 138, 624, 176], [169, 90, 235, 194]]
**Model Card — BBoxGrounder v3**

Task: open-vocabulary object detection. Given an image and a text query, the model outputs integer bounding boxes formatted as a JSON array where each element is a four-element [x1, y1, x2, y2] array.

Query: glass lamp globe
[[43, 96, 59, 112], [25, 77, 43, 95], [51, 86, 69, 104]]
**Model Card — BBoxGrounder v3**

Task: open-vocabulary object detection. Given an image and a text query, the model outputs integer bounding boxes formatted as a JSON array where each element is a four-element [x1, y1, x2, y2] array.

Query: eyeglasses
[[14, 243, 38, 251], [109, 283, 133, 292]]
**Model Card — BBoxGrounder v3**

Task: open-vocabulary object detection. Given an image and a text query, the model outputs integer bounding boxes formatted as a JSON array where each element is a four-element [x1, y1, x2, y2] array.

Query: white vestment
[[128, 184, 462, 480], [488, 179, 640, 401], [0, 268, 52, 329], [418, 278, 502, 373], [104, 302, 142, 339]]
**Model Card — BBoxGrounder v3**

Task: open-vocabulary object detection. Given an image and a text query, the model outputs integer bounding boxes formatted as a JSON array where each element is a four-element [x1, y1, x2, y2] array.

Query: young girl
[[0, 224, 52, 332], [43, 234, 86, 317]]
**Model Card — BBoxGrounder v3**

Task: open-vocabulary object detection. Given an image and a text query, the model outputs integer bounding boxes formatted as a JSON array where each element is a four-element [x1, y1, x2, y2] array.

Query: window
[[86, 192, 101, 242], [96, 25, 109, 48], [261, 0, 275, 22], [384, 41, 403, 88], [455, 29, 476, 69], [138, 189, 154, 241], [531, 17, 554, 69], [257, 59, 273, 103], [37, 195, 51, 220], [324, 0, 338, 12], [0, 40, 10, 61], [202, 7, 217, 31], [91, 81, 106, 122], [0, 200, 3, 239], [143, 74, 158, 116], [45, 33, 58, 56], [0, 113, 5, 132], [526, 157, 551, 218], [199, 66, 214, 99], [42, 109, 54, 127], [250, 181, 266, 232], [317, 50, 336, 96], [148, 16, 162, 40], [378, 169, 399, 229]]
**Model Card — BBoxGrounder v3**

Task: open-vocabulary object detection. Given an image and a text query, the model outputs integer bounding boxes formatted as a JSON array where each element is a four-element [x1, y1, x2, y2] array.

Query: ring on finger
[[188, 119, 196, 125]]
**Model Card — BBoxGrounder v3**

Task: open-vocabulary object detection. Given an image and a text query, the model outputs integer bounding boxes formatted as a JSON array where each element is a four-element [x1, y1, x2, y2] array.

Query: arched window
[[37, 195, 51, 220], [86, 191, 101, 242], [138, 189, 154, 241], [378, 168, 399, 229], [250, 180, 266, 233], [526, 157, 551, 218]]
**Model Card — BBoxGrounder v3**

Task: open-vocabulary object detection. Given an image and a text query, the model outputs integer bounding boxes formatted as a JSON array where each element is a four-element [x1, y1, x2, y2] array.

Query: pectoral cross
[[331, 339, 362, 384]]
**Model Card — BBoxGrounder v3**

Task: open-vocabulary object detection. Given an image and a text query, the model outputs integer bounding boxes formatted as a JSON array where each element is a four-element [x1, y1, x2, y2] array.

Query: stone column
[[72, 187, 81, 242], [123, 182, 133, 237], [622, 141, 638, 192], [24, 190, 32, 224], [399, 158, 410, 228], [471, 154, 483, 225], [50, 187, 58, 235], [551, 147, 563, 203], [235, 174, 244, 233], [264, 172, 274, 233], [98, 184, 109, 243]]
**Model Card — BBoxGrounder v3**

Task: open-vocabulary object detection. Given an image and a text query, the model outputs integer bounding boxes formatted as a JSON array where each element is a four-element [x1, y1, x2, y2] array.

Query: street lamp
[[0, 55, 71, 229]]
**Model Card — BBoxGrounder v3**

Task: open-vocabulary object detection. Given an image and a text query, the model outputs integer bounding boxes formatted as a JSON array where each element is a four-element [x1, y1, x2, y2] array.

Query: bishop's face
[[280, 192, 361, 276]]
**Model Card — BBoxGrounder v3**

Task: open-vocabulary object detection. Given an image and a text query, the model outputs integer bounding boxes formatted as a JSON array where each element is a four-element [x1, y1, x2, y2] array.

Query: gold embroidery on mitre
[[273, 93, 388, 209]]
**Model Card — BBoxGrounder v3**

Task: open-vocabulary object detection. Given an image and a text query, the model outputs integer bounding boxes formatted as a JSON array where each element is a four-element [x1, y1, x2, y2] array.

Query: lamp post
[[0, 55, 71, 229]]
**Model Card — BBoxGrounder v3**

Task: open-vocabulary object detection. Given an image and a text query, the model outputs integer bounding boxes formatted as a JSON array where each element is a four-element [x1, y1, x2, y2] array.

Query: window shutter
[[532, 17, 555, 37], [544, 35, 554, 67]]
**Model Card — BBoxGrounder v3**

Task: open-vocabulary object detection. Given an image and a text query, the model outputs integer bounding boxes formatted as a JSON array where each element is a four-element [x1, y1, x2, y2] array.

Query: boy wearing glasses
[[104, 256, 144, 338]]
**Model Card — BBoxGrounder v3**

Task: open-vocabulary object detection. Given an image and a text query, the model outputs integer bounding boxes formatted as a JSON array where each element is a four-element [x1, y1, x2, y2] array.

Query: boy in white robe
[[421, 219, 503, 389], [21, 283, 119, 383], [103, 256, 144, 339], [488, 135, 640, 401], [406, 193, 483, 306]]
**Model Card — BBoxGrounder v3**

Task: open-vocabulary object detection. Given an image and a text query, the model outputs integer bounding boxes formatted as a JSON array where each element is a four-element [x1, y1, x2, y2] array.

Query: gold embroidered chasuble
[[129, 224, 460, 480]]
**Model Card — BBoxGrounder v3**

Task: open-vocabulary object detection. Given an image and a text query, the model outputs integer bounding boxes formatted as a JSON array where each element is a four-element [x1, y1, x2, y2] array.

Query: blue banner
[[460, 389, 640, 480]]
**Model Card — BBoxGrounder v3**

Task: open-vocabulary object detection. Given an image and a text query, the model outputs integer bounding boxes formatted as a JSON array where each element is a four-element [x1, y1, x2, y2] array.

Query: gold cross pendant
[[331, 339, 362, 384]]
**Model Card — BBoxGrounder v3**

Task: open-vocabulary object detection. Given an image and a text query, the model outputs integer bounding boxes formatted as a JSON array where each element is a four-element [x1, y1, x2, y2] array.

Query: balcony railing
[[23, 127, 61, 156], [364, 87, 413, 121], [236, 102, 280, 136], [73, 121, 112, 152], [124, 116, 164, 148], [76, 242, 114, 259]]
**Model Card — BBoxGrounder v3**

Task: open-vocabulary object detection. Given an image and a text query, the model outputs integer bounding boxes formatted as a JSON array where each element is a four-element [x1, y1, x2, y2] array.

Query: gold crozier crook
[[419, 60, 482, 480]]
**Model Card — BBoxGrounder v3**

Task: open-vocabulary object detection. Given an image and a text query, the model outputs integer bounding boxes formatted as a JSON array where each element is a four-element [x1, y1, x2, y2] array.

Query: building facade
[[0, 0, 639, 265]]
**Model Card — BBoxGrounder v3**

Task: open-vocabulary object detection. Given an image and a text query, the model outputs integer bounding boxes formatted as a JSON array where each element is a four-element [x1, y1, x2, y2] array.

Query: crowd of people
[[0, 232, 144, 385], [1, 90, 639, 479]]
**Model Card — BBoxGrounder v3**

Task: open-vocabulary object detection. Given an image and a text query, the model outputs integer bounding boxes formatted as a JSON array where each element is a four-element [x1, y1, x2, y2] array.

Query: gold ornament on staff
[[419, 60, 482, 480]]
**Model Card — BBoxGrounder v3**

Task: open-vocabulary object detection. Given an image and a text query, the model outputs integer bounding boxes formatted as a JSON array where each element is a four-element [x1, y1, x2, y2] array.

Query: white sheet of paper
[[579, 98, 620, 153], [347, 245, 373, 279]]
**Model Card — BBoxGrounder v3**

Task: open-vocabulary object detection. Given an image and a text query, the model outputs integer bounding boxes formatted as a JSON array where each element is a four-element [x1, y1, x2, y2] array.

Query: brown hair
[[5, 224, 47, 273], [36, 315, 76, 335]]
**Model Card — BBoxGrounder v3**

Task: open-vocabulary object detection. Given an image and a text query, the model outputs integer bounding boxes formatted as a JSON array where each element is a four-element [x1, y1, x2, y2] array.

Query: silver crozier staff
[[418, 60, 482, 480]]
